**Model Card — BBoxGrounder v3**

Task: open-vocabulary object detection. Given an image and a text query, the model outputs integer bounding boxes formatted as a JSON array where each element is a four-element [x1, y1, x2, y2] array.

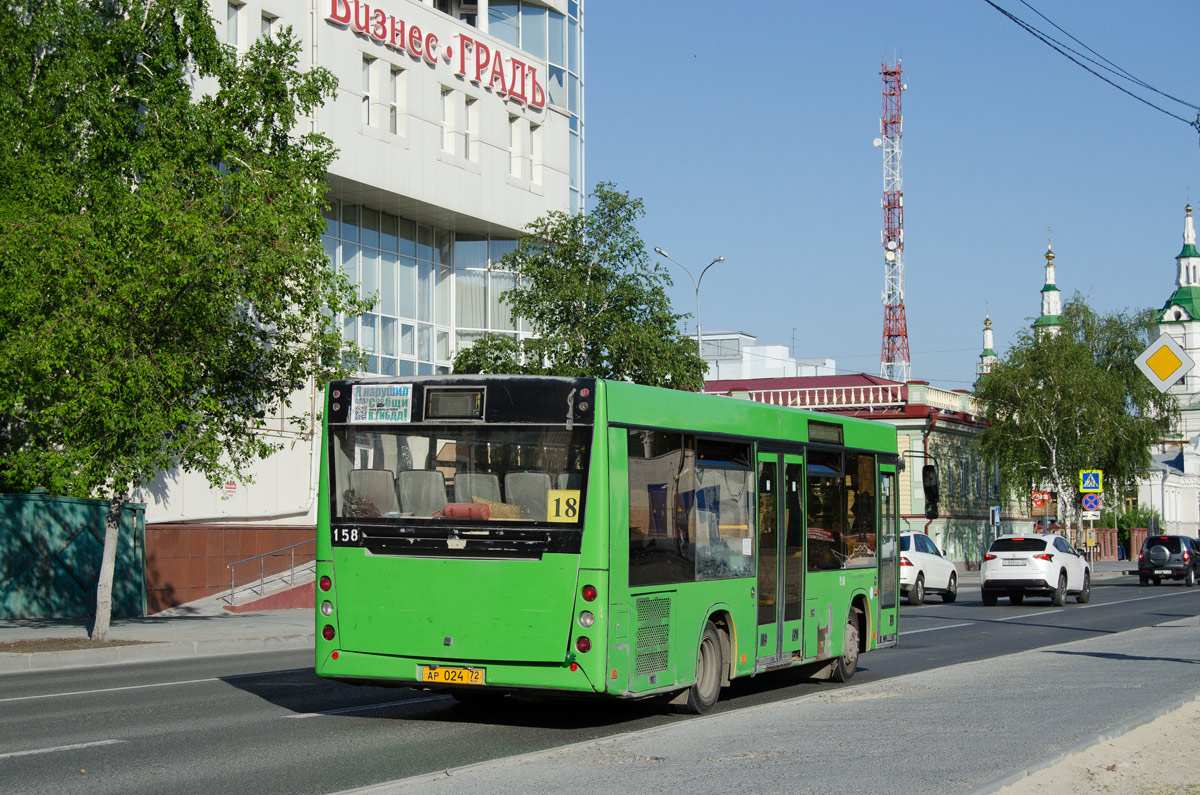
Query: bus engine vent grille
[[634, 596, 671, 677]]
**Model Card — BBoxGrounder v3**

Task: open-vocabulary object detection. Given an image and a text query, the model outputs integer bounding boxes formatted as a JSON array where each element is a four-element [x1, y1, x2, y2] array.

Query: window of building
[[261, 12, 277, 38], [441, 88, 454, 154], [226, 2, 243, 48], [389, 67, 405, 135], [529, 122, 542, 184], [489, 1, 519, 47], [362, 56, 375, 126], [464, 97, 478, 160], [508, 115, 521, 177]]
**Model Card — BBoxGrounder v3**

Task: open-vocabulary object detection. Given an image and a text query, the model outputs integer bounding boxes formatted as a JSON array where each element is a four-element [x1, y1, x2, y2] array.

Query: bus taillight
[[575, 637, 591, 653], [319, 575, 332, 592], [581, 584, 597, 602], [578, 611, 595, 628], [322, 625, 336, 641]]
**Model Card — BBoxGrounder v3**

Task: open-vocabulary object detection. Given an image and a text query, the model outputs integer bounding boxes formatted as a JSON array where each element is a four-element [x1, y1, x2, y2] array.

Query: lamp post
[[653, 247, 725, 356]]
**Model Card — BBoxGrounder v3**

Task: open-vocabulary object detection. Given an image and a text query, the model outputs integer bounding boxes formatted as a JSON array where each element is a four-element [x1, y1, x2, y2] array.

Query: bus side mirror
[[922, 465, 939, 519], [921, 465, 939, 502]]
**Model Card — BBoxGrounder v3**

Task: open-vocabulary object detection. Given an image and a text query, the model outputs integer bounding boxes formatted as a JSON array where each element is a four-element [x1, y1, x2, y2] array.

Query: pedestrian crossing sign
[[1079, 470, 1102, 493]]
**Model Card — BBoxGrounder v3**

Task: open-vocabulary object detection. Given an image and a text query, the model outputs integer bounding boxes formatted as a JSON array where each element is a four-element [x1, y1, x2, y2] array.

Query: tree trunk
[[90, 491, 126, 642]]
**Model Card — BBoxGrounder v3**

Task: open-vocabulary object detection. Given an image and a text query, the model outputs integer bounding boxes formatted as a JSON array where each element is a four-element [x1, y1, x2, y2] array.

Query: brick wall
[[144, 524, 314, 614]]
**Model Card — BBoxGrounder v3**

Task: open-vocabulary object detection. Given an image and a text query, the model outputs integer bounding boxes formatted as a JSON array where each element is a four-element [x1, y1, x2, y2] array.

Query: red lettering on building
[[369, 8, 387, 41], [388, 15, 405, 50], [488, 53, 507, 95], [322, 4, 546, 113], [352, 1, 371, 34], [528, 66, 545, 109], [328, 0, 351, 24], [408, 24, 423, 58], [508, 59, 527, 104]]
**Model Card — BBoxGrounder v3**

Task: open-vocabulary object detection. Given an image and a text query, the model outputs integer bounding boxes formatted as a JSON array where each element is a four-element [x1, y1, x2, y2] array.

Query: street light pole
[[653, 247, 725, 357]]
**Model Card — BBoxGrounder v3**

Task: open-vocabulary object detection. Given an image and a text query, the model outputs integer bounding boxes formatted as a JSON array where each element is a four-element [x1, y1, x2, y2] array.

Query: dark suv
[[1137, 535, 1200, 587]]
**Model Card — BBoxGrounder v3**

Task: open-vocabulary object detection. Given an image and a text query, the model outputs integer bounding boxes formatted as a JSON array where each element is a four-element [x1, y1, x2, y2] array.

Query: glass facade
[[323, 200, 521, 376], [485, 0, 583, 213]]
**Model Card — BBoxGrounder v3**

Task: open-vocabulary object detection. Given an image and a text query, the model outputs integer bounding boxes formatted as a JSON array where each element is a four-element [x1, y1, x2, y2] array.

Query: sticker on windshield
[[547, 489, 581, 523], [350, 384, 413, 423]]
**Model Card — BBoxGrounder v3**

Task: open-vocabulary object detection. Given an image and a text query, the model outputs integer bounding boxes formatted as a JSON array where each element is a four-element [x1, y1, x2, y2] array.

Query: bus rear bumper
[[317, 649, 603, 694]]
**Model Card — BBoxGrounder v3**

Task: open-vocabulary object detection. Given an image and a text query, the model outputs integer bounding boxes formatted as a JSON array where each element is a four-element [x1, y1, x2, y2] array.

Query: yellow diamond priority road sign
[[1135, 333, 1194, 393]]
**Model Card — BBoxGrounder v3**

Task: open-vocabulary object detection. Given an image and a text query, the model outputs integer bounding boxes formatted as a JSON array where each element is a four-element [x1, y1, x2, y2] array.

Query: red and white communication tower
[[877, 58, 911, 383]]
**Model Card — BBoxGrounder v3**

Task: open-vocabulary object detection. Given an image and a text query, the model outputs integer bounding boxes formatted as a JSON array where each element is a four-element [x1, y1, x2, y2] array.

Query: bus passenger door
[[877, 467, 900, 647], [756, 450, 805, 669]]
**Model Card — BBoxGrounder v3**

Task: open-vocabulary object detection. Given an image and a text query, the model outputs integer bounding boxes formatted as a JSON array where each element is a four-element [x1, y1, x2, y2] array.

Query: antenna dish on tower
[[872, 138, 883, 147]]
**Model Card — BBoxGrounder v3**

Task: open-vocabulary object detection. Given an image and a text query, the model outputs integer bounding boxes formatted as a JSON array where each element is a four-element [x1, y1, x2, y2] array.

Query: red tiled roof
[[704, 373, 904, 392]]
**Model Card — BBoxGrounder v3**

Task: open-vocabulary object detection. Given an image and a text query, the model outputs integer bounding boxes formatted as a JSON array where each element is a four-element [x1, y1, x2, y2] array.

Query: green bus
[[315, 375, 900, 713]]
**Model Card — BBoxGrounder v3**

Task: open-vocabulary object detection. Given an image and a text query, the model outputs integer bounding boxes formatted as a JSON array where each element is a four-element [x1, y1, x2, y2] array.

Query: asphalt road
[[2, 575, 1197, 795]]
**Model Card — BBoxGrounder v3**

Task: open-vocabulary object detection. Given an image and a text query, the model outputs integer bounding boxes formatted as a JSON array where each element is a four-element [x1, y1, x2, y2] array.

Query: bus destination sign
[[350, 384, 413, 423]]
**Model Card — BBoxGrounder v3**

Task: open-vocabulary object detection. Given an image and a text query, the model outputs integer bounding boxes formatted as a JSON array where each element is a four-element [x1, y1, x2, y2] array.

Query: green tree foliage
[[974, 296, 1176, 544], [0, 2, 368, 637], [452, 183, 706, 390]]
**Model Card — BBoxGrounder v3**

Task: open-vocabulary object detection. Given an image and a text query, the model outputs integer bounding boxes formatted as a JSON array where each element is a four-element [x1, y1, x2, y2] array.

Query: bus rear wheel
[[680, 621, 723, 715], [829, 612, 860, 683]]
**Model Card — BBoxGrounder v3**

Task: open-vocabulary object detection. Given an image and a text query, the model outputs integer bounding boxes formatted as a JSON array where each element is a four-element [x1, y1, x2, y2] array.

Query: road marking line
[[0, 740, 125, 760], [899, 588, 1199, 635], [900, 623, 973, 635], [286, 695, 451, 719], [0, 667, 310, 705]]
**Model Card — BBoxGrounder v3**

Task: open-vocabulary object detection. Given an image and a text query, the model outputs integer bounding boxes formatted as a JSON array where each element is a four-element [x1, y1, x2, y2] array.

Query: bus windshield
[[329, 424, 591, 525]]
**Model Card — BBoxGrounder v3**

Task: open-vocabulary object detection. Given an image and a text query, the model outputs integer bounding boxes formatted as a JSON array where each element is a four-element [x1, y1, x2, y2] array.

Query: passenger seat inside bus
[[348, 469, 400, 516], [398, 470, 448, 517], [504, 471, 552, 520], [557, 471, 584, 490], [454, 472, 502, 504]]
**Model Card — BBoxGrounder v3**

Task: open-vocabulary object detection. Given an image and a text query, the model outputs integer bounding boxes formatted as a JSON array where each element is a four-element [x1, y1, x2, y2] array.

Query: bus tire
[[829, 612, 860, 683], [681, 621, 723, 715]]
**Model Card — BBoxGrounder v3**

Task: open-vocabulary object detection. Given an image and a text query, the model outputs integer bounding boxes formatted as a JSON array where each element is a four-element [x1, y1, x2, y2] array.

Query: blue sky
[[583, 1, 1199, 389]]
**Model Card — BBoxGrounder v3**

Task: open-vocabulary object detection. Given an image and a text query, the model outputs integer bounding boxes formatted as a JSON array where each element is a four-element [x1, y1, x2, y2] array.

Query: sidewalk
[[0, 594, 313, 674]]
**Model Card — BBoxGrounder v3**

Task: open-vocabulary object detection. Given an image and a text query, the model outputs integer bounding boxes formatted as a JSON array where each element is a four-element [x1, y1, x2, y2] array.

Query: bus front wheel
[[680, 621, 724, 715]]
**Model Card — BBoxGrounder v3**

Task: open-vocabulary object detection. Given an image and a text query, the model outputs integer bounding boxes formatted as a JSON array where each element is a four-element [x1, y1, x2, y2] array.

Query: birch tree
[[974, 297, 1175, 545]]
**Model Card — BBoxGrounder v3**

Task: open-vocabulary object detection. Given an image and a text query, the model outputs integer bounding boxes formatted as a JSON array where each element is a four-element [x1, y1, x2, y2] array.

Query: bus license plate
[[421, 666, 484, 685], [1002, 559, 1025, 566]]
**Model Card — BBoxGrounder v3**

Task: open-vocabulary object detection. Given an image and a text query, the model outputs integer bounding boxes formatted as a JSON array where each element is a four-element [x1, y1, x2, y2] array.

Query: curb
[[0, 634, 314, 675]]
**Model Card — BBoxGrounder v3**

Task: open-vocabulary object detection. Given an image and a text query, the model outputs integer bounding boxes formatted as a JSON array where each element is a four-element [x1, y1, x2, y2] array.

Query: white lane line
[[900, 622, 974, 636], [0, 677, 221, 705], [900, 587, 1200, 635], [286, 694, 451, 719], [0, 740, 125, 760], [992, 609, 1064, 620], [0, 667, 310, 705]]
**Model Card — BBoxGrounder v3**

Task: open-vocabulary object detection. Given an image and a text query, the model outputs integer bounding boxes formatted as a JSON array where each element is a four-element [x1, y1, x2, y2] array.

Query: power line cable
[[982, 0, 1200, 133], [1015, 0, 1200, 111]]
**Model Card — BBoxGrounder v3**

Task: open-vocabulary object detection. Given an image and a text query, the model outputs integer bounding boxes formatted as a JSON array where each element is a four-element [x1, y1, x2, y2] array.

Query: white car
[[900, 532, 958, 604], [981, 533, 1091, 606]]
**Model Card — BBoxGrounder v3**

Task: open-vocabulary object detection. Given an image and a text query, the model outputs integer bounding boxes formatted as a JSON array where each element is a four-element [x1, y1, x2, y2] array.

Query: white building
[[1142, 204, 1200, 536], [699, 331, 836, 381], [137, 0, 584, 527]]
